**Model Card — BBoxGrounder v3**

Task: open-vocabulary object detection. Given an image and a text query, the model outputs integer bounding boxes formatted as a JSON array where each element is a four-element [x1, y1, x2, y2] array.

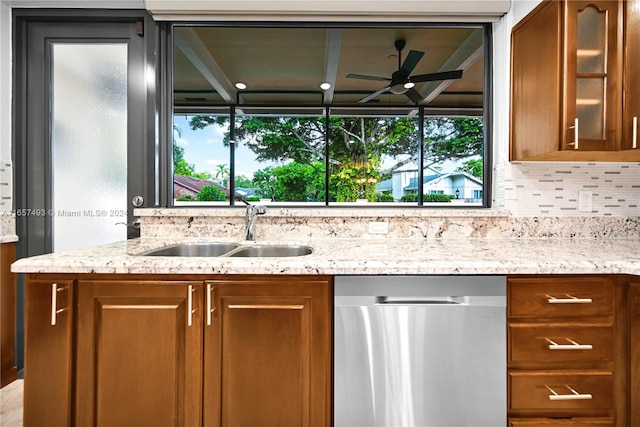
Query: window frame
[[162, 22, 493, 208]]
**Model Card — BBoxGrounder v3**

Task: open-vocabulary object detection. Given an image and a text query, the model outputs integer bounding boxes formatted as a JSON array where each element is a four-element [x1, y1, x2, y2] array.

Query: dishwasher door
[[334, 276, 506, 427]]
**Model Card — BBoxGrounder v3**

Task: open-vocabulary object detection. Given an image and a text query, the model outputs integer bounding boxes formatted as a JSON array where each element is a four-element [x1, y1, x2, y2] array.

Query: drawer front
[[508, 278, 613, 318], [509, 371, 613, 411], [509, 324, 613, 363], [509, 418, 614, 426]]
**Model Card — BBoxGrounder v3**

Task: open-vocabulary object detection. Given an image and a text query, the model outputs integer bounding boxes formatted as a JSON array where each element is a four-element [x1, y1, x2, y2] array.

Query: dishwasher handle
[[377, 296, 463, 305], [375, 295, 505, 307]]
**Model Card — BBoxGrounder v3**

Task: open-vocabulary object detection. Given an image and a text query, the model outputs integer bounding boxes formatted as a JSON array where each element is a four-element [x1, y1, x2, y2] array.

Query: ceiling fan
[[346, 39, 464, 104]]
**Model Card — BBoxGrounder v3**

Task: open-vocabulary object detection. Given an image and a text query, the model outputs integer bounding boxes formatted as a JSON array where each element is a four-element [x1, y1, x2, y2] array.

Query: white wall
[[0, 1, 11, 161]]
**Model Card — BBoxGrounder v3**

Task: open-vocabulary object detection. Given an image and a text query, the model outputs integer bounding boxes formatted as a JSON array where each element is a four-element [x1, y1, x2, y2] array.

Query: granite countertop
[[10, 236, 640, 276]]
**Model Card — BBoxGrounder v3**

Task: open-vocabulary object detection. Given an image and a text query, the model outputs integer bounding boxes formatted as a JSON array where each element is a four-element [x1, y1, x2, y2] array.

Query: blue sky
[[173, 114, 271, 180]]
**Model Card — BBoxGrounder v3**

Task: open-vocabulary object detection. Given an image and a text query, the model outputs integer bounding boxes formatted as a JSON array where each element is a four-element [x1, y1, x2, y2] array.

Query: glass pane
[[423, 117, 484, 206], [173, 111, 231, 205], [52, 43, 127, 252], [328, 109, 419, 205], [577, 77, 605, 139], [577, 6, 606, 73], [235, 108, 326, 204]]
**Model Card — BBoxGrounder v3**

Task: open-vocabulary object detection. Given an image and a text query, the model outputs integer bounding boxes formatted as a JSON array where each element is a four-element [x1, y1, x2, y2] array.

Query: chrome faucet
[[240, 199, 267, 240]]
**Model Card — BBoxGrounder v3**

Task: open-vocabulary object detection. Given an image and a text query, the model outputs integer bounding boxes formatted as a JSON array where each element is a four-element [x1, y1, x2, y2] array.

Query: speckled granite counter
[[0, 213, 17, 243], [10, 236, 640, 276]]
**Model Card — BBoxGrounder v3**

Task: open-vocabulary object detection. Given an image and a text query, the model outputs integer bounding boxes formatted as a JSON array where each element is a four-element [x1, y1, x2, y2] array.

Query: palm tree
[[215, 163, 230, 186]]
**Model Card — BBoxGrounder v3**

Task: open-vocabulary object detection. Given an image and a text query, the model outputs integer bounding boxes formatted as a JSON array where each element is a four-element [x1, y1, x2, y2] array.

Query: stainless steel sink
[[139, 242, 313, 258], [140, 242, 239, 257], [227, 245, 313, 258]]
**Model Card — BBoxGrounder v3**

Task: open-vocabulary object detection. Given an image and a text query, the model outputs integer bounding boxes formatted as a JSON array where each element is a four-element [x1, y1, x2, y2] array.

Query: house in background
[[379, 166, 483, 202]]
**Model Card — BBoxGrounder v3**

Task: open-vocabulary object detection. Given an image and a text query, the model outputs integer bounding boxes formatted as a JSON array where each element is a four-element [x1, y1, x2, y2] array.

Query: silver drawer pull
[[546, 338, 593, 350], [546, 385, 592, 401], [546, 294, 592, 304], [633, 116, 638, 149], [51, 283, 68, 326], [187, 285, 195, 327], [206, 283, 216, 326], [568, 118, 579, 149]]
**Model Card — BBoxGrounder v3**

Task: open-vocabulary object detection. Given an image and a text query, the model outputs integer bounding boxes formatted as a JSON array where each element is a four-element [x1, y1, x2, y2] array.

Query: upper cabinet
[[510, 0, 640, 161]]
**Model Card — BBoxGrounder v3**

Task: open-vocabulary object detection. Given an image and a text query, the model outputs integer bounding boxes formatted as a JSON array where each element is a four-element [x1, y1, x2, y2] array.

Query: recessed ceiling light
[[235, 82, 247, 90], [320, 82, 331, 90]]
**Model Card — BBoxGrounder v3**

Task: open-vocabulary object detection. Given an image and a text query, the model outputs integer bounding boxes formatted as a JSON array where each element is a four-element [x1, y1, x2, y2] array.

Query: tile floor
[[0, 380, 23, 427]]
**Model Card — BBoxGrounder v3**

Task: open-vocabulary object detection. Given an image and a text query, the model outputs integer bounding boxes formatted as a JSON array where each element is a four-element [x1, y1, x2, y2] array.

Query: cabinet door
[[1, 243, 17, 387], [204, 276, 332, 427], [510, 0, 563, 160], [75, 280, 203, 427], [564, 0, 622, 151], [23, 278, 74, 427], [623, 0, 640, 150], [630, 281, 640, 425]]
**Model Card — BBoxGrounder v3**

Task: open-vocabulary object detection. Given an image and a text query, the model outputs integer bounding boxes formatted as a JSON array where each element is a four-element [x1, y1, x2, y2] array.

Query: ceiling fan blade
[[346, 73, 391, 82], [410, 69, 464, 83], [359, 85, 391, 103], [400, 50, 425, 75], [405, 88, 424, 104]]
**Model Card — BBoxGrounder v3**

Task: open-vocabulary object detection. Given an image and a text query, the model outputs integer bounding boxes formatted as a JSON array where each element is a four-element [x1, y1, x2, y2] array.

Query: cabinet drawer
[[509, 418, 614, 426], [509, 371, 613, 411], [509, 324, 613, 363], [508, 278, 613, 318]]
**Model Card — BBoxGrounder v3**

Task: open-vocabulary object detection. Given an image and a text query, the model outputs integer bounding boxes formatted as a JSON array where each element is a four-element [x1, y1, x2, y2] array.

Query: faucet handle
[[255, 205, 268, 215]]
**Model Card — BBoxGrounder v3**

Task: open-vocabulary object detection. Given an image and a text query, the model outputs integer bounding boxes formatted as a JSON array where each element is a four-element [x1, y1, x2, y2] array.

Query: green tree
[[197, 185, 226, 201], [457, 158, 483, 178], [253, 162, 325, 202], [189, 115, 483, 201]]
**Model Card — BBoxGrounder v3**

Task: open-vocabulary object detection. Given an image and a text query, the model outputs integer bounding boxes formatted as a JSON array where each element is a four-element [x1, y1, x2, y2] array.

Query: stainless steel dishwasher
[[334, 275, 506, 427]]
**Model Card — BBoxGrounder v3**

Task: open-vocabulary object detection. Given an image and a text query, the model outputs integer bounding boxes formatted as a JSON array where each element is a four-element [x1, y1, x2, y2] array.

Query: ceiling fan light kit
[[346, 39, 464, 104]]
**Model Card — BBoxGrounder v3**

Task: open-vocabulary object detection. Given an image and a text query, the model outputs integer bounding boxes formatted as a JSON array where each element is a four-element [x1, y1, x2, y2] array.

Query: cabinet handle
[[568, 118, 579, 150], [50, 283, 68, 326], [206, 283, 216, 326], [545, 385, 592, 401], [187, 285, 195, 327], [633, 116, 638, 149], [546, 294, 592, 304], [546, 338, 593, 350]]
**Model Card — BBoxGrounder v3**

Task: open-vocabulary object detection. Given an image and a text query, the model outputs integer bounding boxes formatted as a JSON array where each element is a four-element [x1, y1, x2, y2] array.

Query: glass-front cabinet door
[[564, 0, 621, 151]]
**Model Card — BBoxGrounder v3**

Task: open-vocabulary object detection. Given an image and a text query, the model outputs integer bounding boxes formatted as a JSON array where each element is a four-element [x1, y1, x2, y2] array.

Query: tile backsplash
[[0, 160, 11, 213], [498, 162, 640, 217]]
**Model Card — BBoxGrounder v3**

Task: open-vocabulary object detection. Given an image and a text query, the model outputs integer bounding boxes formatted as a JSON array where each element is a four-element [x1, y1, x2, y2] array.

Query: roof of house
[[174, 174, 229, 195]]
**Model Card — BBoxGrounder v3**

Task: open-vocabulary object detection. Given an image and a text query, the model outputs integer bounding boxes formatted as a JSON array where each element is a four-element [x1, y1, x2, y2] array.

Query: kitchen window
[[170, 24, 491, 207]]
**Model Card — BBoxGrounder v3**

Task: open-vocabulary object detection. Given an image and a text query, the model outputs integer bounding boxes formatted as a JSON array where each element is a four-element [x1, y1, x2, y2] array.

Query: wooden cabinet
[[204, 277, 332, 427], [0, 242, 17, 387], [510, 0, 640, 161], [509, 418, 614, 426], [630, 280, 640, 426], [623, 0, 640, 150], [507, 276, 621, 423], [23, 277, 74, 427], [23, 274, 332, 427], [75, 280, 203, 427]]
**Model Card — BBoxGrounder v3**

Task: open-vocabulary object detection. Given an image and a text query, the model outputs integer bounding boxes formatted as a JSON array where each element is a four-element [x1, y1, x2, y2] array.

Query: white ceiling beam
[[416, 28, 484, 105], [322, 29, 343, 105], [174, 27, 242, 104]]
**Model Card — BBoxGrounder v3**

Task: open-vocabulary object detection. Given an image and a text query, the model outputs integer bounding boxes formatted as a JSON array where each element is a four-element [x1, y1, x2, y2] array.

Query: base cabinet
[[630, 281, 640, 426], [23, 277, 74, 427], [75, 280, 203, 427], [0, 242, 17, 387], [23, 274, 332, 427], [509, 419, 615, 426], [506, 275, 624, 424]]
